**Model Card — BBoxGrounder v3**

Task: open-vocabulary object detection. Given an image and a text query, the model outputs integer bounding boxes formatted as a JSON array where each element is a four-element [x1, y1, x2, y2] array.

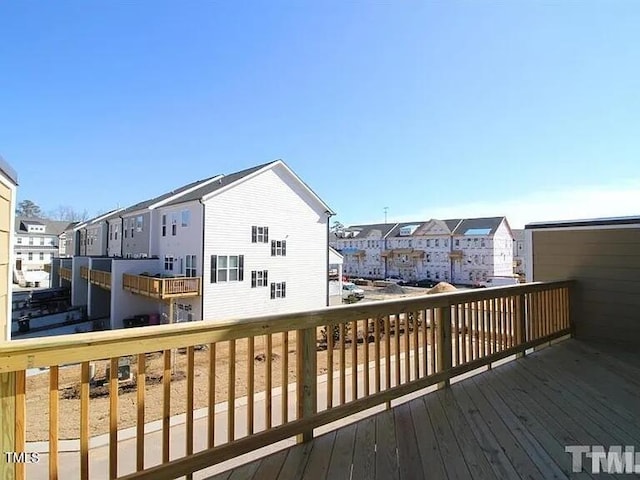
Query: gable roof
[[163, 162, 273, 207], [163, 160, 335, 214], [387, 221, 428, 238], [452, 217, 507, 236]]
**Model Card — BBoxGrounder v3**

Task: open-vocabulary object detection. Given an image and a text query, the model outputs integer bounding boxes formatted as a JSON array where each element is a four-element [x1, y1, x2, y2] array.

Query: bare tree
[[16, 200, 42, 218], [47, 206, 89, 222]]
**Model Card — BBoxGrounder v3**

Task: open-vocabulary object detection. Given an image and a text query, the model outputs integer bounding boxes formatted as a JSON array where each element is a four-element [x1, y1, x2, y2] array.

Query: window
[[444, 239, 448, 247], [162, 215, 167, 237], [181, 210, 190, 227], [49, 253, 54, 260], [455, 239, 460, 247], [210, 255, 244, 283], [114, 224, 118, 240], [251, 226, 269, 243], [171, 213, 177, 236], [17, 237, 22, 244], [124, 226, 128, 238], [185, 255, 197, 277], [271, 240, 287, 256], [481, 239, 486, 247], [136, 215, 144, 232], [164, 256, 174, 271], [29, 237, 33, 245], [109, 225, 113, 241], [435, 239, 439, 247], [39, 252, 44, 260], [251, 270, 269, 287], [270, 282, 286, 299], [426, 239, 431, 247], [28, 252, 33, 260]]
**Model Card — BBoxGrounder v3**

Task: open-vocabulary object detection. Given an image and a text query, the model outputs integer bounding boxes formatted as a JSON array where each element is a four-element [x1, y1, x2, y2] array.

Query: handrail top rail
[[0, 280, 573, 373]]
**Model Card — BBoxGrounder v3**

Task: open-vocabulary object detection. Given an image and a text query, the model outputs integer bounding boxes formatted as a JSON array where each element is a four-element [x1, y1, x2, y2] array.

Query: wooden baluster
[[327, 325, 334, 409], [266, 334, 273, 428], [413, 311, 419, 380], [186, 346, 195, 479], [162, 350, 171, 463], [109, 358, 119, 480], [228, 340, 236, 442], [394, 315, 401, 385], [384, 316, 391, 392], [403, 313, 411, 382], [429, 309, 436, 375], [136, 354, 145, 471], [339, 323, 346, 405], [374, 317, 381, 393], [363, 319, 369, 397], [80, 362, 90, 480], [351, 320, 358, 401], [451, 305, 459, 366], [49, 366, 59, 480], [247, 338, 254, 436], [208, 343, 216, 448], [282, 332, 289, 424]]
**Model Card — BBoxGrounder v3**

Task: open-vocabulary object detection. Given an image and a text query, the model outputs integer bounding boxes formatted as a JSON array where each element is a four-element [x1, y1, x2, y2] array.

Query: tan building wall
[[529, 220, 640, 347]]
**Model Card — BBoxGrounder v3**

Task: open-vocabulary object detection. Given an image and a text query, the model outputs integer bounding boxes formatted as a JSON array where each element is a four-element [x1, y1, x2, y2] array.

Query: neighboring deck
[[209, 339, 640, 479]]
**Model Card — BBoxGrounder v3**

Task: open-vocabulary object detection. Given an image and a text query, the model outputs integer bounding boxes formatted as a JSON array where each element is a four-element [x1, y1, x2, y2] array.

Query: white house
[[1, 156, 18, 340], [52, 160, 336, 329], [336, 217, 515, 286]]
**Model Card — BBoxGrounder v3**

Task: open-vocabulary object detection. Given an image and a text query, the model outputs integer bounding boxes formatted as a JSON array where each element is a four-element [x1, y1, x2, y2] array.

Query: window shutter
[[282, 282, 286, 298], [264, 227, 269, 243], [251, 226, 257, 243], [282, 240, 287, 256], [238, 255, 244, 281], [271, 241, 276, 256], [251, 271, 256, 288], [263, 270, 268, 285], [210, 255, 217, 283], [270, 283, 275, 299]]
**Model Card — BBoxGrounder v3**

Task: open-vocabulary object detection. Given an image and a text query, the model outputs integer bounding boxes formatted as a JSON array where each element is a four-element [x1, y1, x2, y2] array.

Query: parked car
[[342, 282, 365, 300], [408, 279, 437, 288], [385, 276, 403, 284], [478, 276, 520, 288]]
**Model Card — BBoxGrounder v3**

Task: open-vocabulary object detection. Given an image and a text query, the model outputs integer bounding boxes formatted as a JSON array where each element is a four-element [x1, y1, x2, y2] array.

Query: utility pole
[[384, 207, 389, 224]]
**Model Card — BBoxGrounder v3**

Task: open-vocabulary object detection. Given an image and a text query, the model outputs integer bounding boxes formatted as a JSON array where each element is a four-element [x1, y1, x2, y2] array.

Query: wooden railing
[[79, 266, 89, 280], [0, 281, 573, 480], [59, 267, 72, 282], [122, 274, 201, 299], [89, 270, 112, 290]]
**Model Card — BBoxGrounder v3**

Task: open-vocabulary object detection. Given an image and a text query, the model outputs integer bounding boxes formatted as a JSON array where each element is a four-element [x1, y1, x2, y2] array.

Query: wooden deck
[[208, 339, 640, 479]]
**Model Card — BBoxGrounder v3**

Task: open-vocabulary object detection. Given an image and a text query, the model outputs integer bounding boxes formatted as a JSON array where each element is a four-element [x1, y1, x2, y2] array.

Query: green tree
[[16, 200, 42, 218]]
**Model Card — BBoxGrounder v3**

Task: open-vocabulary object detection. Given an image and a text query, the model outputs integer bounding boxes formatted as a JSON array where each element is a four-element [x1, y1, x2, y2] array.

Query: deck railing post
[[296, 327, 317, 443], [436, 306, 452, 389]]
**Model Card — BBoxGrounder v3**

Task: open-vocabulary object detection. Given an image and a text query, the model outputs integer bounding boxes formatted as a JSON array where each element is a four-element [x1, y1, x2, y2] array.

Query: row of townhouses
[[51, 160, 339, 330], [331, 217, 518, 285]]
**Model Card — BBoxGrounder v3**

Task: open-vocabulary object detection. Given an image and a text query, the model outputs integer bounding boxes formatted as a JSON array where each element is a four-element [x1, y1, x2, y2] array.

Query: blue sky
[[2, 1, 639, 228]]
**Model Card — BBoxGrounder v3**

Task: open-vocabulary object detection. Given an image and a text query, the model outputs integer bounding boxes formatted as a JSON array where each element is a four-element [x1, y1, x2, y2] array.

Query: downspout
[[326, 211, 335, 307], [200, 199, 206, 321]]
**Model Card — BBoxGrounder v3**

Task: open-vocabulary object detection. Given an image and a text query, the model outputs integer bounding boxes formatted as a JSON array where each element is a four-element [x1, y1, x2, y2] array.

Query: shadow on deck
[[209, 339, 640, 479]]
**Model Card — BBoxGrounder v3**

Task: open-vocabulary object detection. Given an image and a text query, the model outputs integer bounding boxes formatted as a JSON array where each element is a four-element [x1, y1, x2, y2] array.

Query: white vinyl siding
[[202, 165, 328, 320]]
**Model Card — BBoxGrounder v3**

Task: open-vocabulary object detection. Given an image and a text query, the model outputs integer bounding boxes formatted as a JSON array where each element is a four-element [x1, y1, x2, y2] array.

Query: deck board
[[205, 340, 640, 479]]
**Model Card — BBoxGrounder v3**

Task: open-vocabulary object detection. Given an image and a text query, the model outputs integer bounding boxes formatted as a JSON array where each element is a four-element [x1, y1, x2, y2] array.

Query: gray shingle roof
[[344, 223, 398, 239], [0, 154, 18, 185], [162, 161, 277, 207], [119, 175, 220, 216], [15, 218, 75, 236]]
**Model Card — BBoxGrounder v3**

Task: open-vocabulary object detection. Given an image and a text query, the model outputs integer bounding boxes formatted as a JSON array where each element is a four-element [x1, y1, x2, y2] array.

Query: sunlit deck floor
[[208, 339, 640, 480]]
